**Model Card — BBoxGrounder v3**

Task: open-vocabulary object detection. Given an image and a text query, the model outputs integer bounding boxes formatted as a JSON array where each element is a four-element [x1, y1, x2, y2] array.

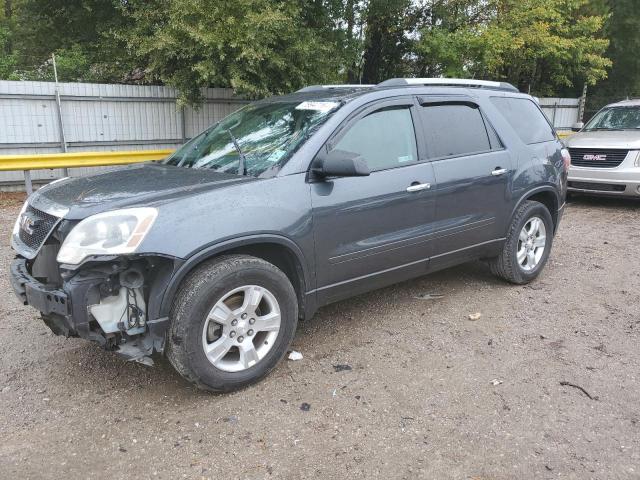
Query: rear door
[[310, 97, 437, 303], [417, 97, 513, 259]]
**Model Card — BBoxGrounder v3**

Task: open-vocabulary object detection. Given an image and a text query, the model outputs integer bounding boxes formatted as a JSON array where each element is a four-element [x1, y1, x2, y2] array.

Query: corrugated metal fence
[[0, 80, 580, 190], [538, 97, 581, 131], [0, 80, 248, 188]]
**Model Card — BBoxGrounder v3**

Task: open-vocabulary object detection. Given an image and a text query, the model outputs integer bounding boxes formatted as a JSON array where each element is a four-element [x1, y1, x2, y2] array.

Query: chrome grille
[[569, 148, 629, 168], [17, 205, 59, 250]]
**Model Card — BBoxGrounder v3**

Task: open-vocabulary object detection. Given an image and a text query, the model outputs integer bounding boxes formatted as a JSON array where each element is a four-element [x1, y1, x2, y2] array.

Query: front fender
[[157, 234, 312, 318]]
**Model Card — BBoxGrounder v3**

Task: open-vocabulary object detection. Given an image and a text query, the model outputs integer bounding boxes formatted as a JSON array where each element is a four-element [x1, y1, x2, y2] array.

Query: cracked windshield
[[584, 106, 640, 130], [165, 101, 340, 176]]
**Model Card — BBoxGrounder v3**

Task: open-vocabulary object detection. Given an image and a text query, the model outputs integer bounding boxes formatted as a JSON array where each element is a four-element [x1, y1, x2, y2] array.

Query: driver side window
[[332, 107, 418, 172]]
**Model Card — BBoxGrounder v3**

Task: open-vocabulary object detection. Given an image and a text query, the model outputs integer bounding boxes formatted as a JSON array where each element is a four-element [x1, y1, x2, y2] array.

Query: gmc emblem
[[583, 154, 607, 161], [19, 213, 41, 235]]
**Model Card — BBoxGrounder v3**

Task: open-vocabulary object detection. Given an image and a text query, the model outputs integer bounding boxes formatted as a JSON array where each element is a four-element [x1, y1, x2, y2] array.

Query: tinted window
[[332, 107, 417, 171], [490, 97, 555, 144], [421, 104, 491, 158]]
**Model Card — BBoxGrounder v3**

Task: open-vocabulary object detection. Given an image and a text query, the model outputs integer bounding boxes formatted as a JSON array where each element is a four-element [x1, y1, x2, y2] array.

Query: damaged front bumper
[[10, 256, 171, 365]]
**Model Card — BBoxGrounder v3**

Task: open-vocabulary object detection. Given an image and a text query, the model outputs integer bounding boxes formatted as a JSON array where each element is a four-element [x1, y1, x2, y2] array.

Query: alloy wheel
[[201, 285, 281, 372], [516, 216, 547, 272]]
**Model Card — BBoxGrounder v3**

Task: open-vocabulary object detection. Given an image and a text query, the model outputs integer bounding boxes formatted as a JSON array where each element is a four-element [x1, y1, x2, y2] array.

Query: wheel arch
[[511, 186, 561, 233], [158, 235, 312, 320]]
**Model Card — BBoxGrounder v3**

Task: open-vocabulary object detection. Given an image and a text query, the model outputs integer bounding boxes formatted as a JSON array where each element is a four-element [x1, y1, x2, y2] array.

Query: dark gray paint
[[23, 84, 567, 322]]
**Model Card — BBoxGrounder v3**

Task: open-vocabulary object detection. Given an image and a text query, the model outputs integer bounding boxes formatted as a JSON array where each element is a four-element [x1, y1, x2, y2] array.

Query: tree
[[6, 0, 136, 82], [415, 0, 611, 96], [0, 0, 19, 79], [590, 0, 640, 99], [360, 0, 421, 83], [121, 0, 341, 104], [0, 0, 622, 102]]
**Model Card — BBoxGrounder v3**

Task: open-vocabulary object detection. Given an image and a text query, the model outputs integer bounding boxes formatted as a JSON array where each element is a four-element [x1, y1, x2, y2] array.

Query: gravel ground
[[1, 192, 639, 480]]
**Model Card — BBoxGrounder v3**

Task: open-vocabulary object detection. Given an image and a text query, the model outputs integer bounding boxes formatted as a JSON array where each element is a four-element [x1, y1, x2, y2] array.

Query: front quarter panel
[[138, 173, 314, 273]]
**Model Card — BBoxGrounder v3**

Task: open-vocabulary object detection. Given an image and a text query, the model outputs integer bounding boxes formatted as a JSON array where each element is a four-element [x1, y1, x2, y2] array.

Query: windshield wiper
[[227, 128, 247, 175]]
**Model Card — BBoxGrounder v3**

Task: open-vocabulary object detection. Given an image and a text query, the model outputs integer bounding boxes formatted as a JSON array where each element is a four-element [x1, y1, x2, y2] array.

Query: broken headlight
[[57, 207, 158, 265], [11, 199, 29, 237]]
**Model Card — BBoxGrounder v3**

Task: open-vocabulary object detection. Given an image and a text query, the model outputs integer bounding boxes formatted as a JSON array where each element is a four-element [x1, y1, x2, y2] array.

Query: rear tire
[[489, 200, 554, 284], [166, 255, 298, 392]]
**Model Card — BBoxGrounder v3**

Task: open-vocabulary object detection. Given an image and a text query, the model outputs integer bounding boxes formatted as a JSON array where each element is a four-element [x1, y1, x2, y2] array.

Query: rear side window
[[332, 107, 417, 171], [421, 104, 492, 158], [490, 97, 555, 144]]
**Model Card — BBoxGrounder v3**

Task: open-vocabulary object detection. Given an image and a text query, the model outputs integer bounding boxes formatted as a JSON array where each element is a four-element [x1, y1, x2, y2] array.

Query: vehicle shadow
[[37, 259, 503, 400], [567, 193, 640, 210], [297, 259, 503, 337]]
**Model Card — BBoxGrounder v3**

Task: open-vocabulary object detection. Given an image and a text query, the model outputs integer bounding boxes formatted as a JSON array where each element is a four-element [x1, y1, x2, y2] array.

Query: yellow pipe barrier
[[0, 149, 175, 172]]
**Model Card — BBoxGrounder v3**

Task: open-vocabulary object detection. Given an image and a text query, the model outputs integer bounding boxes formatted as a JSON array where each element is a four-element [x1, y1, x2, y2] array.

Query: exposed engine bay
[[11, 251, 175, 366]]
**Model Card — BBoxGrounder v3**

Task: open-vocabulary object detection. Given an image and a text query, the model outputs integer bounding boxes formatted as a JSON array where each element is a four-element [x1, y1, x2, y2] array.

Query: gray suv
[[566, 99, 640, 197], [10, 78, 568, 391]]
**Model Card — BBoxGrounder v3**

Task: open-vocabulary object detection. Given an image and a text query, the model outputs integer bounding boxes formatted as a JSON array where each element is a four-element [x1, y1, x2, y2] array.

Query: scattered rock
[[468, 312, 482, 321], [118, 446, 127, 453], [333, 364, 352, 372], [491, 379, 503, 386], [300, 402, 311, 412], [413, 293, 445, 300], [288, 351, 303, 361]]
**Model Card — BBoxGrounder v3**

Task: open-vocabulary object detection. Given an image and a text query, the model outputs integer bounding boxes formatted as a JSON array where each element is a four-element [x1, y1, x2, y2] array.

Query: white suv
[[566, 99, 640, 197]]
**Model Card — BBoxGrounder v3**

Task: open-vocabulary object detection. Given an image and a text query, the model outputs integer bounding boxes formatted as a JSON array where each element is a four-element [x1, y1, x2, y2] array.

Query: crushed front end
[[9, 201, 176, 365]]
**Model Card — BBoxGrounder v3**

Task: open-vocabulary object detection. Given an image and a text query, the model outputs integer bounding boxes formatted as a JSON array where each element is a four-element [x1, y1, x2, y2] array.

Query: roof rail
[[377, 78, 519, 93], [296, 84, 375, 93]]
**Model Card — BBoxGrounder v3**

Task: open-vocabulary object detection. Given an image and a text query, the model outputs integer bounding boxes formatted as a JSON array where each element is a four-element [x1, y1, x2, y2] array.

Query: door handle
[[406, 182, 431, 192], [491, 168, 508, 176]]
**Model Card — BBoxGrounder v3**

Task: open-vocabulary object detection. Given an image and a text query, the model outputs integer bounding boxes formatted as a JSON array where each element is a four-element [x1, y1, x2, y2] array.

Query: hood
[[29, 163, 258, 220], [565, 130, 640, 149]]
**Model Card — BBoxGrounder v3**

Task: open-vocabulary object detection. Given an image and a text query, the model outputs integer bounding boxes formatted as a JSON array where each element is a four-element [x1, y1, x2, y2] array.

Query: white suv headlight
[[57, 207, 158, 265]]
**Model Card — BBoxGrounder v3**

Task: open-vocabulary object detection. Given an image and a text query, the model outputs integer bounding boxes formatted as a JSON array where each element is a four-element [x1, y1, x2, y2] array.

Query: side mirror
[[312, 149, 371, 178], [571, 122, 584, 132]]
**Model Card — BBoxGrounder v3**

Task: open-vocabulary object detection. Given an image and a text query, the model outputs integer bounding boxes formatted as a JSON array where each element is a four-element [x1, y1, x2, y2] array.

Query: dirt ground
[[1, 192, 639, 480]]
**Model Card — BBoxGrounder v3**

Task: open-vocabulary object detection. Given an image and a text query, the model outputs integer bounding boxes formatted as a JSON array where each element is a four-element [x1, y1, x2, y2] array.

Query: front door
[[310, 98, 437, 304]]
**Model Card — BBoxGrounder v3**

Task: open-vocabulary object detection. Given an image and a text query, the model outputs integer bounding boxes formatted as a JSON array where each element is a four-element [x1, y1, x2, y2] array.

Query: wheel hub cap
[[517, 216, 547, 272], [202, 285, 281, 373]]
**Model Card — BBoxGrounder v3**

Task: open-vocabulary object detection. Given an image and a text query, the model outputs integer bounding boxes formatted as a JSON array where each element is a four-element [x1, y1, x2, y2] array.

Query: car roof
[[604, 98, 640, 108], [258, 78, 523, 105]]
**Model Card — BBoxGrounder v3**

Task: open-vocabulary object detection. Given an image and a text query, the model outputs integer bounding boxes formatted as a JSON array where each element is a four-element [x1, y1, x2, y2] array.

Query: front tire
[[489, 200, 554, 284], [166, 255, 298, 392]]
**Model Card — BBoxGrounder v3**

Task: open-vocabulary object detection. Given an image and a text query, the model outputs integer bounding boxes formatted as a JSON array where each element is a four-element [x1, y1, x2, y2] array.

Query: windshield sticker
[[295, 101, 340, 112], [267, 149, 287, 163]]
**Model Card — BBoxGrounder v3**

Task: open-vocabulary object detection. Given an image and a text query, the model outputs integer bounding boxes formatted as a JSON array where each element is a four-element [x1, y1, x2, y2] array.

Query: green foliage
[[5, 0, 136, 82], [0, 23, 19, 79], [360, 0, 420, 83], [416, 0, 611, 96], [0, 0, 635, 104], [592, 0, 640, 98], [122, 0, 341, 104]]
